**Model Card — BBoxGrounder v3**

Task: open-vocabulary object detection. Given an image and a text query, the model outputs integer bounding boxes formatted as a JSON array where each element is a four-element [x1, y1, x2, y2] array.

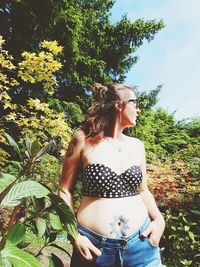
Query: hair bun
[[92, 83, 108, 102]]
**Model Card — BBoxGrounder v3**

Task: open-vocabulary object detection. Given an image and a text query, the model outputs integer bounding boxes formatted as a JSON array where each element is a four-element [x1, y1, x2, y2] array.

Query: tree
[[127, 102, 191, 160], [0, 36, 71, 168], [0, 0, 164, 103]]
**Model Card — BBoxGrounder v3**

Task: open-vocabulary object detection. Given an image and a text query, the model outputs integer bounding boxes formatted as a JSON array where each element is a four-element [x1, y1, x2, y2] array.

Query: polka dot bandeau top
[[81, 163, 143, 198]]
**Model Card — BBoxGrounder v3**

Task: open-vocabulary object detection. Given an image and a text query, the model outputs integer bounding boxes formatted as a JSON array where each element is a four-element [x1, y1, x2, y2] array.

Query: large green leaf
[[36, 218, 46, 237], [1, 245, 40, 267], [0, 181, 50, 208], [49, 213, 63, 230], [49, 194, 77, 240], [5, 133, 22, 160], [0, 173, 16, 193], [0, 254, 12, 267], [6, 224, 26, 245]]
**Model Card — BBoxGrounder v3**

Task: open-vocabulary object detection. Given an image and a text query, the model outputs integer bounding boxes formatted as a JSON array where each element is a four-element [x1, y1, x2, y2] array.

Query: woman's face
[[120, 89, 141, 128]]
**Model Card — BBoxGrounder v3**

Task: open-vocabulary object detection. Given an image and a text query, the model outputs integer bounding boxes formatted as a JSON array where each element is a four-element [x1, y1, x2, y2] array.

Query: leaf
[[0, 180, 17, 205], [1, 244, 40, 267], [0, 181, 50, 208], [5, 133, 22, 160], [0, 173, 16, 193], [49, 244, 71, 258], [34, 140, 54, 160], [191, 210, 200, 216], [25, 135, 32, 157], [49, 213, 63, 230], [49, 194, 77, 240], [36, 218, 46, 237], [9, 161, 22, 172], [0, 255, 12, 267], [48, 232, 57, 243], [188, 231, 195, 241], [184, 225, 189, 231], [48, 257, 55, 267], [30, 140, 41, 158], [50, 254, 64, 267], [6, 224, 26, 245]]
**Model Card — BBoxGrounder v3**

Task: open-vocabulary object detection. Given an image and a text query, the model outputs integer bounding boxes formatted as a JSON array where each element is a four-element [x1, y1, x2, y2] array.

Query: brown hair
[[80, 83, 134, 143]]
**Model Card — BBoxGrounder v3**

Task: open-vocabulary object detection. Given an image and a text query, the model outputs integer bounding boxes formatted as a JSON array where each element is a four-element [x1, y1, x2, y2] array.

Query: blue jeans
[[70, 216, 162, 267]]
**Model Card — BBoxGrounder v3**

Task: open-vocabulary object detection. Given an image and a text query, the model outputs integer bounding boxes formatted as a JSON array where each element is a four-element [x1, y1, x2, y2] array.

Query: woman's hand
[[73, 234, 102, 262], [141, 217, 165, 247]]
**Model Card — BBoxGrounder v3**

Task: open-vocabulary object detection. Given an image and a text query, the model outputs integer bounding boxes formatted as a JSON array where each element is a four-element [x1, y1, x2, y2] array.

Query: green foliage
[[0, 181, 50, 208], [47, 98, 84, 128], [1, 244, 40, 267], [177, 118, 200, 143], [175, 144, 200, 179], [162, 209, 200, 267], [49, 213, 63, 231], [0, 0, 164, 100], [34, 154, 61, 192], [0, 35, 72, 168], [174, 119, 200, 179], [49, 194, 77, 240], [6, 224, 26, 246], [127, 98, 191, 161], [0, 173, 16, 194], [0, 134, 77, 266]]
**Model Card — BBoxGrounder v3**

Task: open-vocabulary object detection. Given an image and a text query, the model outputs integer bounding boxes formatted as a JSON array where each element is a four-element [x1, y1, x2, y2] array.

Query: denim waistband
[[77, 216, 151, 249]]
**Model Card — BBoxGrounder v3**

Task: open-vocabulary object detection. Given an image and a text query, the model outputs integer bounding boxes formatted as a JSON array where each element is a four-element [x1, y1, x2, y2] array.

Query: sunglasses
[[127, 99, 139, 108]]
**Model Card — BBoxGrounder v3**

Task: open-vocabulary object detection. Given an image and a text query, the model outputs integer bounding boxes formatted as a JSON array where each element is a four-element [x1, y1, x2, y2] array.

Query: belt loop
[[139, 229, 145, 241]]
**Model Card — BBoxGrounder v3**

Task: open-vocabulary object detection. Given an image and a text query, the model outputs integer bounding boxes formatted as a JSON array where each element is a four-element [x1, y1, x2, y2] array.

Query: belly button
[[118, 221, 123, 227]]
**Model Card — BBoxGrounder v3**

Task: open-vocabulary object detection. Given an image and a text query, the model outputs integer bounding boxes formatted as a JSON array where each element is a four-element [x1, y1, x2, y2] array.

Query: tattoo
[[65, 138, 77, 157], [110, 215, 129, 238]]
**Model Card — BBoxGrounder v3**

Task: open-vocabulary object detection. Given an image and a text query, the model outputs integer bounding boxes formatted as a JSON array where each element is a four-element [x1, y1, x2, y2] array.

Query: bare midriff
[[76, 194, 148, 238]]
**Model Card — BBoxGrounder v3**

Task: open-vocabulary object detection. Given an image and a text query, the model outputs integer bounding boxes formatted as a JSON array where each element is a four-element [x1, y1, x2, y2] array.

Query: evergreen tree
[[0, 0, 164, 102]]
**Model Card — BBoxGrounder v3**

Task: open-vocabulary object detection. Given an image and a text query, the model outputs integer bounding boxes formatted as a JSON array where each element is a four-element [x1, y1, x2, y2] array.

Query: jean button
[[120, 239, 127, 247]]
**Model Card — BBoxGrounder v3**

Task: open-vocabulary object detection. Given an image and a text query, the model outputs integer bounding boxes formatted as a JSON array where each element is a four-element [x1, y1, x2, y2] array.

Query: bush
[[161, 209, 200, 267], [0, 134, 77, 266]]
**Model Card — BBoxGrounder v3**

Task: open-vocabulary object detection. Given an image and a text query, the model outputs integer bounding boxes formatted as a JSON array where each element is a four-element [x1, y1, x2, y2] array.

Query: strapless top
[[81, 163, 143, 198]]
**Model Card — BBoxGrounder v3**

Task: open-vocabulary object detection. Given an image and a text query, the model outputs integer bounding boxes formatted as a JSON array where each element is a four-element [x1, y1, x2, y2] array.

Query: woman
[[59, 83, 165, 267]]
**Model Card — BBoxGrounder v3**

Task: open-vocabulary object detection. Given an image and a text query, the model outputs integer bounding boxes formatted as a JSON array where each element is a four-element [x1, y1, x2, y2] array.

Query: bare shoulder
[[124, 135, 145, 149], [65, 129, 86, 157], [73, 129, 86, 143]]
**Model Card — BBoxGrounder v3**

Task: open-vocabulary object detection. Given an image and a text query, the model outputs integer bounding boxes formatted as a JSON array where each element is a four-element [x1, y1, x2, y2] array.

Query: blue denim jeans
[[70, 216, 162, 267]]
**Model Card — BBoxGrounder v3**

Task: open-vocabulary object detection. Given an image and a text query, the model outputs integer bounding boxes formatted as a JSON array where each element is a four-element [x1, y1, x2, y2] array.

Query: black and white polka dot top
[[81, 163, 143, 198]]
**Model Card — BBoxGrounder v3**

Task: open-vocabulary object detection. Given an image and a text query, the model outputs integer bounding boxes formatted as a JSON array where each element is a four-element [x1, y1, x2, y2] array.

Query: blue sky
[[111, 0, 200, 120]]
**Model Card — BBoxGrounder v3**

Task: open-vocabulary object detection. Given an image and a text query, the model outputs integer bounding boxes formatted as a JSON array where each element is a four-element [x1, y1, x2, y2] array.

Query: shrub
[[0, 134, 77, 266]]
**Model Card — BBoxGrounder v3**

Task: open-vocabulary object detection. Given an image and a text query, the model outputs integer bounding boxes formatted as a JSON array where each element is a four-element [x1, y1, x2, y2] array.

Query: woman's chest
[[82, 140, 143, 173]]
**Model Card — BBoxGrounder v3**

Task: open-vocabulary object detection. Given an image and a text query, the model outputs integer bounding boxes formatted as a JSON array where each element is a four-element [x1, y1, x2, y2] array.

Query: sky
[[111, 0, 200, 121]]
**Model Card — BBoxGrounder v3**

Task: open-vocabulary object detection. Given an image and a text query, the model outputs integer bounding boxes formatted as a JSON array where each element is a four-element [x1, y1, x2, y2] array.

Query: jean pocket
[[146, 237, 159, 249]]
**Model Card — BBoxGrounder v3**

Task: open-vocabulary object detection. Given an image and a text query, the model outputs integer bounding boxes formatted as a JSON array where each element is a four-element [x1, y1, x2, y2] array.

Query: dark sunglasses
[[127, 99, 139, 108]]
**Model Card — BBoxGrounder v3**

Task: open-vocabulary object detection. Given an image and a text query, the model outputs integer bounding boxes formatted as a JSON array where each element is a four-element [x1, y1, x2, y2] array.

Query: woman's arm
[[59, 130, 101, 261], [59, 130, 85, 211], [138, 141, 165, 246]]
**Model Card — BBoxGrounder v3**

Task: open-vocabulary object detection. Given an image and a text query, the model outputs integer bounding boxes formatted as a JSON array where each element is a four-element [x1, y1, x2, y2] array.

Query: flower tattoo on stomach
[[110, 215, 130, 238]]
